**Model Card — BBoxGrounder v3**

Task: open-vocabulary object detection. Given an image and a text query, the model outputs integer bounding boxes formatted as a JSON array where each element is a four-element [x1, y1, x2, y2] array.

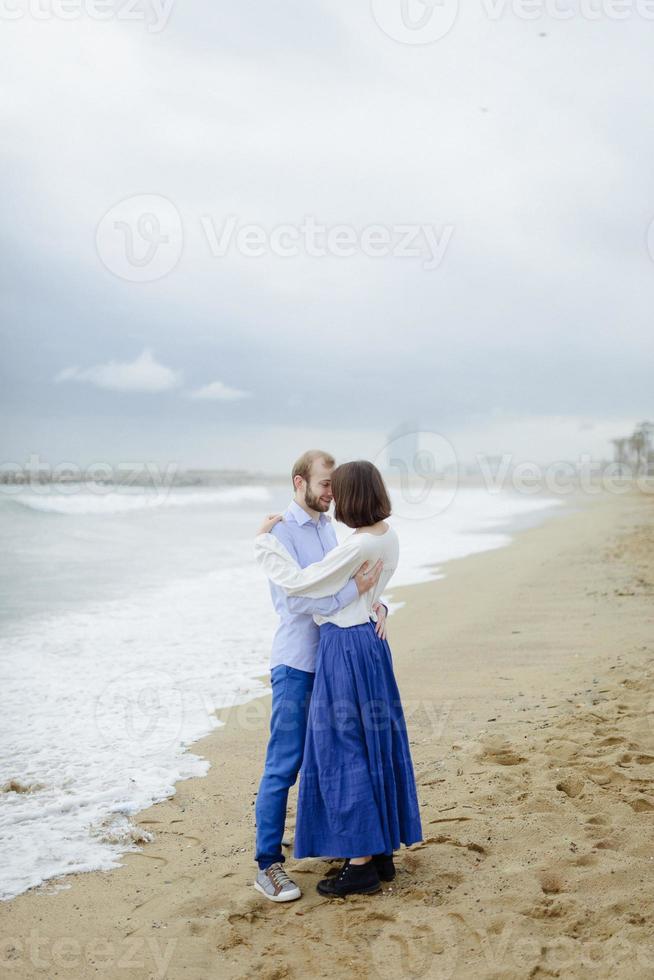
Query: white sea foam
[[0, 483, 565, 900], [6, 484, 271, 516], [0, 562, 276, 900], [386, 488, 564, 587]]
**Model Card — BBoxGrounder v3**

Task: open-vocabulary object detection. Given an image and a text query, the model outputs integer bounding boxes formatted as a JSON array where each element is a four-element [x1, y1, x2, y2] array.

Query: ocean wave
[[4, 485, 271, 516]]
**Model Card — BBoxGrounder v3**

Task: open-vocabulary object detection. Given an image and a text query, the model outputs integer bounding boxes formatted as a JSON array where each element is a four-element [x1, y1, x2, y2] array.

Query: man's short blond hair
[[291, 450, 335, 487]]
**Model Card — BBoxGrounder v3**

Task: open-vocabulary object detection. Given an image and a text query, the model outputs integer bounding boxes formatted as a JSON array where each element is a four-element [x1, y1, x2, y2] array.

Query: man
[[253, 450, 387, 902]]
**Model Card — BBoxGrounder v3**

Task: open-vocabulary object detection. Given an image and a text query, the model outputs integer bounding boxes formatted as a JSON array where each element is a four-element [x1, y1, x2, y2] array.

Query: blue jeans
[[255, 664, 315, 870]]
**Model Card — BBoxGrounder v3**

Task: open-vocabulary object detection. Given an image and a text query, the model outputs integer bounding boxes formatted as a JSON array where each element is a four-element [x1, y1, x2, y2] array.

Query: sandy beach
[[2, 486, 654, 979]]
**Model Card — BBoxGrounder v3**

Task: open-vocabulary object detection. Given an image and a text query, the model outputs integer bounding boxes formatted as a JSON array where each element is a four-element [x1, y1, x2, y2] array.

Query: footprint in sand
[[525, 895, 573, 919], [537, 870, 565, 894], [584, 812, 619, 846], [585, 765, 624, 787], [189, 909, 248, 952], [573, 853, 598, 867], [367, 908, 459, 979], [616, 702, 637, 717], [628, 796, 654, 812], [227, 899, 269, 927], [555, 774, 585, 798], [585, 814, 610, 826], [476, 738, 526, 767], [621, 678, 648, 691]]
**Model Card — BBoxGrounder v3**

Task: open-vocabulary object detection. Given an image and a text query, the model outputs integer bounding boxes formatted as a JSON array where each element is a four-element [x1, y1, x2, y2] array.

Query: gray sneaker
[[254, 862, 301, 902]]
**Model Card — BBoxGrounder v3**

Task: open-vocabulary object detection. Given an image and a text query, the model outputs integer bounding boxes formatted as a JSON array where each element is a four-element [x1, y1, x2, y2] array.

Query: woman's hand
[[372, 602, 388, 641], [256, 513, 284, 535]]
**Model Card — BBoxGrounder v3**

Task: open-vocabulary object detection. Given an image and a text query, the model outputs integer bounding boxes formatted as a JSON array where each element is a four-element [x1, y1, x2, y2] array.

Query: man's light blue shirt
[[268, 500, 359, 673]]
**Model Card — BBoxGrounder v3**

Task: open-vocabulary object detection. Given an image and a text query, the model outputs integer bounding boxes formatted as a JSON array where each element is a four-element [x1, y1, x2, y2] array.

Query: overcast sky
[[1, 0, 653, 473]]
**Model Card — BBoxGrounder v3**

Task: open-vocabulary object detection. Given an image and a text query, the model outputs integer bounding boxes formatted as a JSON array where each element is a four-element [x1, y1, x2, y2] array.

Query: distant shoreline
[[0, 468, 278, 488], [1, 464, 646, 498]]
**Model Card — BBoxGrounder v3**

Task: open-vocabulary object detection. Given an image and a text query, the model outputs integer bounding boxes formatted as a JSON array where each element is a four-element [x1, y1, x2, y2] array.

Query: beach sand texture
[[2, 487, 653, 979]]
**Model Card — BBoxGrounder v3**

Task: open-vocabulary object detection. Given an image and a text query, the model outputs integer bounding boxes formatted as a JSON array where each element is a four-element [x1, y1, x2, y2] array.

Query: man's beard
[[304, 486, 329, 512]]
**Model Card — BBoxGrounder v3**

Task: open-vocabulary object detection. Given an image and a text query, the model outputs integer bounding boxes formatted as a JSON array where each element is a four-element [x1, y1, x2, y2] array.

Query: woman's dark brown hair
[[331, 461, 392, 528]]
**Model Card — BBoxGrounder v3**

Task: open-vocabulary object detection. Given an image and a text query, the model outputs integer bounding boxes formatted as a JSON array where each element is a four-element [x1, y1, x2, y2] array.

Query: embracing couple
[[252, 450, 423, 901]]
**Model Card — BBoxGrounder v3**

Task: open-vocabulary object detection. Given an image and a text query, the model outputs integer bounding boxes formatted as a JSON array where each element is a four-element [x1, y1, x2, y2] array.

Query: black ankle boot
[[317, 859, 382, 897], [372, 852, 396, 882]]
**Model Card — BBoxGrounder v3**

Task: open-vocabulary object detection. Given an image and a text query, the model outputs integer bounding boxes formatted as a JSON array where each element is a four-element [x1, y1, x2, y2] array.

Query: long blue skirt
[[294, 620, 423, 859]]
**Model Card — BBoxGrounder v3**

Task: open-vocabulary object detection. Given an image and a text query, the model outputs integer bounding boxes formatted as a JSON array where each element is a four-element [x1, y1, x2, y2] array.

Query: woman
[[254, 460, 423, 897]]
